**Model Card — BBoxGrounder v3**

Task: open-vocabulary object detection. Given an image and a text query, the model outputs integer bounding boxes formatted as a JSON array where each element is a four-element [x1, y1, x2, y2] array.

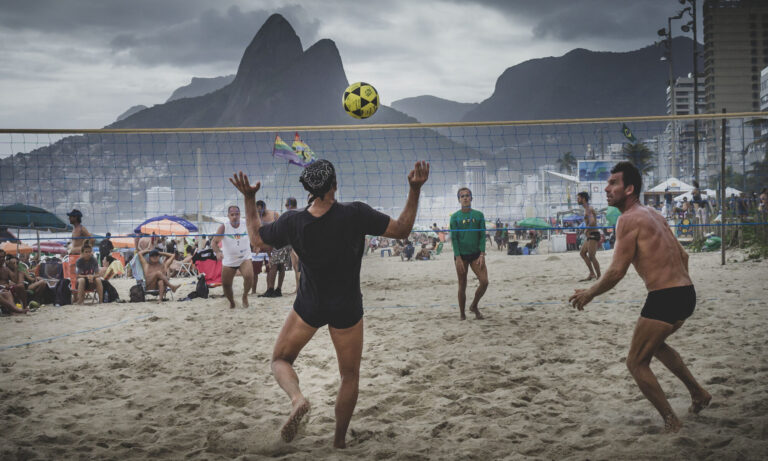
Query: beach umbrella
[[1, 241, 34, 254], [0, 203, 70, 231], [33, 241, 67, 254], [0, 203, 71, 259], [110, 235, 139, 248], [605, 207, 621, 226], [517, 217, 550, 229], [134, 215, 198, 236]]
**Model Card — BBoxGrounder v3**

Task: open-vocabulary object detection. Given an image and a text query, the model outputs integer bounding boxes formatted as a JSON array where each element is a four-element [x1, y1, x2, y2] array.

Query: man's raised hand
[[229, 171, 261, 197], [408, 161, 430, 189]]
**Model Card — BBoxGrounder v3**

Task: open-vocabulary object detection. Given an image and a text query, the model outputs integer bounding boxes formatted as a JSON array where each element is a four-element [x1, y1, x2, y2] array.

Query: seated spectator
[[136, 248, 180, 302], [401, 240, 415, 261], [391, 240, 404, 257], [415, 244, 431, 261], [0, 288, 27, 315], [100, 255, 125, 280], [12, 255, 48, 298], [75, 245, 103, 304], [0, 251, 29, 308]]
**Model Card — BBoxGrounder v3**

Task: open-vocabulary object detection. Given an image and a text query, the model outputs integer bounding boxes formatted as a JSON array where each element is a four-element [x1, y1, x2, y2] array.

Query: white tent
[[674, 187, 742, 201], [648, 177, 695, 193]]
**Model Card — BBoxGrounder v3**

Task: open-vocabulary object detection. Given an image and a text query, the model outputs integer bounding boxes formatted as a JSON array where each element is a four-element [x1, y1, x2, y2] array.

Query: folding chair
[[192, 249, 222, 288]]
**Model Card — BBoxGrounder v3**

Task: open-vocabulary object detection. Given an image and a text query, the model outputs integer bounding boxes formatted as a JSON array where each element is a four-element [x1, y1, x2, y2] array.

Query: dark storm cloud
[[446, 0, 690, 41], [1, 1, 320, 67], [110, 5, 320, 66]]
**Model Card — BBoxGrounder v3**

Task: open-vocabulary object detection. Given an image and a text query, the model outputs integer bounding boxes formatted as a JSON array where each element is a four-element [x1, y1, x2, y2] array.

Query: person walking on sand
[[230, 159, 429, 448], [449, 187, 488, 320], [570, 161, 711, 433], [212, 205, 254, 308], [577, 191, 601, 281]]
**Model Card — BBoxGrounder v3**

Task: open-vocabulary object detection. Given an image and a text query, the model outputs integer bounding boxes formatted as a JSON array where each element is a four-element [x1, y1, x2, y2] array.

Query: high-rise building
[[703, 0, 768, 113], [146, 186, 175, 217], [666, 74, 707, 181], [702, 0, 768, 181]]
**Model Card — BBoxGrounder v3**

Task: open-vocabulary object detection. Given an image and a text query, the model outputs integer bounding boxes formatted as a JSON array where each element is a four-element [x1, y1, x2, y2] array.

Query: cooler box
[[549, 234, 567, 253]]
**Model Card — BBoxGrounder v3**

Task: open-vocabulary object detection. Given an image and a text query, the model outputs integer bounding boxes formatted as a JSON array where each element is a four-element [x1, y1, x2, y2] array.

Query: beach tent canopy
[[560, 214, 583, 223], [648, 178, 694, 193], [134, 215, 198, 236], [673, 187, 742, 201], [0, 203, 70, 231], [517, 217, 550, 229]]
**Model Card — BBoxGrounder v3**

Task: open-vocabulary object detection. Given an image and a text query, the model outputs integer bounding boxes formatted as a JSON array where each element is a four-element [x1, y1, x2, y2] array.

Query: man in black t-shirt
[[98, 233, 114, 268], [230, 159, 429, 449], [75, 244, 103, 304]]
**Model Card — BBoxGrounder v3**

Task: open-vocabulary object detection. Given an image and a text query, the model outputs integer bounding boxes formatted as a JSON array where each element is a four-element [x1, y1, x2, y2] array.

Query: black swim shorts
[[640, 285, 696, 325], [294, 302, 363, 330], [588, 231, 601, 241], [459, 252, 481, 263]]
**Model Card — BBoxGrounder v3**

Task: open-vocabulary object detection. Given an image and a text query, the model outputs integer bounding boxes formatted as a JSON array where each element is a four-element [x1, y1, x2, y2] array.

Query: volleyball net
[[1, 112, 767, 245]]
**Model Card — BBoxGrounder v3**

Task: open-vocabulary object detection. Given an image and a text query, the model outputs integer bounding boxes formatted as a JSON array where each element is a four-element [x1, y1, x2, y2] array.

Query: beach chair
[[128, 255, 174, 301], [192, 249, 222, 288]]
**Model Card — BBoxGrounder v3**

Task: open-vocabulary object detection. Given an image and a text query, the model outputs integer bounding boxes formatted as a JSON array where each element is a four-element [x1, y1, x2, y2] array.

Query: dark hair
[[106, 232, 111, 237], [228, 205, 240, 213], [285, 197, 297, 208], [457, 187, 472, 199], [82, 244, 92, 251], [106, 255, 115, 264], [577, 191, 590, 202], [610, 161, 642, 197], [256, 200, 266, 208]]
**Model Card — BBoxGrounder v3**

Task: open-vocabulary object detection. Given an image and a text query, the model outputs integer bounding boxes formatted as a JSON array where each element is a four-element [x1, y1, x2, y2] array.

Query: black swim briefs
[[587, 231, 601, 241], [640, 285, 696, 325], [294, 301, 363, 330], [459, 252, 481, 263]]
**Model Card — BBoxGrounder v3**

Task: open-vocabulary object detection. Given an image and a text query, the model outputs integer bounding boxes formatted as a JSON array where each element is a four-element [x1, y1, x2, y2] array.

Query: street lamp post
[[679, 0, 700, 185], [658, 11, 685, 177]]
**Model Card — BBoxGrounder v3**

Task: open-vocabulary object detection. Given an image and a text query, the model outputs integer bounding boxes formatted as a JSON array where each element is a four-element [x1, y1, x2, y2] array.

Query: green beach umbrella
[[605, 206, 621, 226], [0, 203, 70, 231], [517, 217, 550, 229]]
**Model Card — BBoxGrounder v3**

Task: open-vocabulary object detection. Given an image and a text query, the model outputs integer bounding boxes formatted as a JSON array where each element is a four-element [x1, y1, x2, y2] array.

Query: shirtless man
[[285, 197, 301, 291], [212, 205, 254, 308], [67, 209, 94, 255], [570, 161, 710, 433], [136, 247, 180, 302], [577, 192, 601, 281], [254, 200, 280, 297], [0, 251, 28, 309]]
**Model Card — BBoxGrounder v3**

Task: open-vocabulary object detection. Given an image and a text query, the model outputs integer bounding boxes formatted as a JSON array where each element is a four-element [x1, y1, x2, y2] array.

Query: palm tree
[[621, 142, 655, 176], [556, 151, 577, 175]]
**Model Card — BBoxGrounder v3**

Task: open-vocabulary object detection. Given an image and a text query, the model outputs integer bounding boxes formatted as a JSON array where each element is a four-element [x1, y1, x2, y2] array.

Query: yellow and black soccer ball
[[342, 82, 379, 119]]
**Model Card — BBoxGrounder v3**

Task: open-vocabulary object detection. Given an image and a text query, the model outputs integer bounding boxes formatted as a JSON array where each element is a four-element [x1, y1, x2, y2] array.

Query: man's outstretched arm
[[383, 161, 430, 239], [229, 171, 266, 250]]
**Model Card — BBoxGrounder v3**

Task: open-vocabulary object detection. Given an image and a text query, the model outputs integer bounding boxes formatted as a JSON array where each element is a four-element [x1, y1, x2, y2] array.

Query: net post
[[720, 109, 726, 266]]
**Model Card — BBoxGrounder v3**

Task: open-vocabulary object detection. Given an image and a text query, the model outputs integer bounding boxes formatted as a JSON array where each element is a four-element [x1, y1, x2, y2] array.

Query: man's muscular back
[[619, 205, 691, 292]]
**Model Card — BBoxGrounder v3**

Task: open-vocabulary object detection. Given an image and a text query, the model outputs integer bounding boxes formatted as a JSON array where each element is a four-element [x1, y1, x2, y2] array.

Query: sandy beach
[[1, 247, 767, 460]]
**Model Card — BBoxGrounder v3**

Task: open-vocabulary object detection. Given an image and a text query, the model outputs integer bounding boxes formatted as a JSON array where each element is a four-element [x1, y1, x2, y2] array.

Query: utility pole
[[680, 0, 700, 184]]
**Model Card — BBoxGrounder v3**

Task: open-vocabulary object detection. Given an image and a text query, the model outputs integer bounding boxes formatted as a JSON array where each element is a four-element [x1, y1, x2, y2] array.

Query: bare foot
[[460, 312, 467, 320], [170, 283, 180, 293], [242, 295, 249, 308], [470, 307, 484, 320], [664, 414, 682, 433], [281, 398, 310, 443], [689, 391, 712, 414], [579, 274, 597, 282]]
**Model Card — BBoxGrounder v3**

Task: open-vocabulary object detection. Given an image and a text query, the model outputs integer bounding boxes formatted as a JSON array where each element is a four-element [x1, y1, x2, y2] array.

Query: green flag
[[622, 123, 637, 143]]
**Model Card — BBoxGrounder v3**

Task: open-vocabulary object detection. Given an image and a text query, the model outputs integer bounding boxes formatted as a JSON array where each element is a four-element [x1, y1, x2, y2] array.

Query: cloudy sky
[[0, 0, 699, 129]]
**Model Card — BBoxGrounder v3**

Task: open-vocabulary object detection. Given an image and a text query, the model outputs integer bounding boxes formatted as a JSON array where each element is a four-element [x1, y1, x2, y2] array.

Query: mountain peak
[[232, 13, 303, 86]]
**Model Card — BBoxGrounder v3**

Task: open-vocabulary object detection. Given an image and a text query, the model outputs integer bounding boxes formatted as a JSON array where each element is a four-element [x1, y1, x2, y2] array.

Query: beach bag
[[32, 284, 55, 305], [195, 274, 209, 299], [54, 278, 71, 306], [102, 280, 119, 303], [129, 284, 145, 303]]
